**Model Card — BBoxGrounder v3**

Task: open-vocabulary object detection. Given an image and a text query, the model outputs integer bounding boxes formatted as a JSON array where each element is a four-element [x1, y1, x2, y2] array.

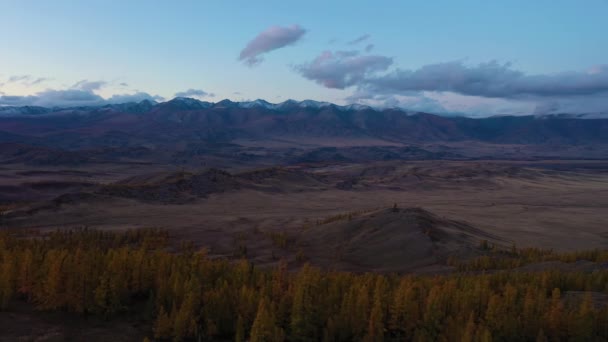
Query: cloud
[[295, 52, 608, 115], [531, 95, 608, 115], [348, 90, 535, 116], [30, 77, 49, 86], [0, 79, 164, 107], [364, 61, 608, 99], [364, 44, 374, 53], [174, 88, 214, 98], [106, 92, 164, 104], [347, 90, 448, 113], [0, 88, 163, 107], [0, 79, 143, 107], [0, 89, 105, 107], [347, 34, 370, 45], [239, 24, 306, 66], [6, 75, 51, 87], [294, 50, 393, 89], [380, 95, 450, 113], [8, 75, 31, 83], [72, 80, 107, 91], [297, 55, 608, 100]]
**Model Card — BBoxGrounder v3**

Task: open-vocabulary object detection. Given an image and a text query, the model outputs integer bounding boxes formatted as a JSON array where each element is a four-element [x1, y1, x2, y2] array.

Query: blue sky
[[1, 0, 607, 116]]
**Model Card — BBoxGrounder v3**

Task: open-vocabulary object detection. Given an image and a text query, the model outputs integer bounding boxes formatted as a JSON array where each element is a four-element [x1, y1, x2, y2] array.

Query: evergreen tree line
[[449, 241, 608, 272], [1, 228, 607, 341]]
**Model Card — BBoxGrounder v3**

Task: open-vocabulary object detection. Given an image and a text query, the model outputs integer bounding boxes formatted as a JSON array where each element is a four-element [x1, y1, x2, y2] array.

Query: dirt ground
[[0, 159, 607, 340], [2, 159, 607, 272]]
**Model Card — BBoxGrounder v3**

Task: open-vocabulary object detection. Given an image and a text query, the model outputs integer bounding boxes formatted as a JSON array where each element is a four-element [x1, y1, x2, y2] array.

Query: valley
[[2, 100, 608, 273], [1, 100, 608, 341], [2, 158, 607, 273], [3, 3, 607, 339]]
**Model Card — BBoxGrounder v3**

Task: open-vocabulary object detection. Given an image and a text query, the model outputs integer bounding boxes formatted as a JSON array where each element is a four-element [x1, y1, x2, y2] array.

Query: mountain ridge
[[0, 97, 607, 160], [2, 97, 606, 119]]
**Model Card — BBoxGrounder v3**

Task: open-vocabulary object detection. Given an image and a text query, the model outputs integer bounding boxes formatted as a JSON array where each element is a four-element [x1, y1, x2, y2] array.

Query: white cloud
[[174, 89, 214, 98], [0, 88, 163, 107], [239, 25, 306, 67], [295, 50, 392, 89]]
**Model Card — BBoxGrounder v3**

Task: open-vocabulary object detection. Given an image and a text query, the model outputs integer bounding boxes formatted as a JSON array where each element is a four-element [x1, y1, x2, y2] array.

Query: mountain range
[[0, 97, 607, 167], [2, 97, 607, 118], [0, 98, 368, 115]]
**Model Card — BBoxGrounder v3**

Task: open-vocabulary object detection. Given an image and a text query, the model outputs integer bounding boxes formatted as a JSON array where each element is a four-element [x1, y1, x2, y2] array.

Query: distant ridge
[[0, 97, 607, 151], [0, 96, 606, 119]]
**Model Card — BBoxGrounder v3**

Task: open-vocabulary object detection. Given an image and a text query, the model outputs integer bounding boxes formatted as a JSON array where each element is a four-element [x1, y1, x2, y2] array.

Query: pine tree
[[154, 306, 173, 339], [0, 255, 15, 309], [290, 265, 319, 341], [477, 325, 493, 342], [535, 329, 548, 342], [546, 288, 564, 340], [461, 311, 477, 342], [94, 274, 112, 317], [522, 286, 541, 337], [40, 249, 68, 310], [250, 298, 284, 342], [422, 285, 445, 339], [365, 299, 384, 342], [17, 249, 34, 298], [1, 228, 608, 341], [235, 315, 245, 342], [364, 277, 387, 342], [571, 292, 594, 341], [388, 280, 419, 339], [173, 294, 197, 341]]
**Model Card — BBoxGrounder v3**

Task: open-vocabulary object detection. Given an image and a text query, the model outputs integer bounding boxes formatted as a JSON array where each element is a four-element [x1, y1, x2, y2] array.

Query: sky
[[0, 0, 607, 116]]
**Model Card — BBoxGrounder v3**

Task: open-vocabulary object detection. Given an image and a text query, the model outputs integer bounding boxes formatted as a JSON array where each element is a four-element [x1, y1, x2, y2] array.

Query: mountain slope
[[299, 207, 506, 272], [0, 98, 607, 151]]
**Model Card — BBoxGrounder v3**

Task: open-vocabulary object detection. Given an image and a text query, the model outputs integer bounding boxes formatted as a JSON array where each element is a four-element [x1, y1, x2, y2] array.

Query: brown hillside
[[300, 207, 505, 272]]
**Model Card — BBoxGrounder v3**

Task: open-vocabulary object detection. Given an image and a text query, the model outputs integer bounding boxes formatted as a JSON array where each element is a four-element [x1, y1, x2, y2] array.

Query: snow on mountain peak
[[238, 99, 276, 109]]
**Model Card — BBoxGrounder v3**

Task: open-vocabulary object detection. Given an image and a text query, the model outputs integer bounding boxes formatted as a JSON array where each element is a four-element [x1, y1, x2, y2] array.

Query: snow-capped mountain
[[296, 99, 333, 109], [534, 112, 608, 120], [238, 99, 277, 109], [160, 97, 213, 110], [342, 103, 373, 111], [0, 106, 51, 116], [1, 97, 607, 119], [235, 99, 366, 111]]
